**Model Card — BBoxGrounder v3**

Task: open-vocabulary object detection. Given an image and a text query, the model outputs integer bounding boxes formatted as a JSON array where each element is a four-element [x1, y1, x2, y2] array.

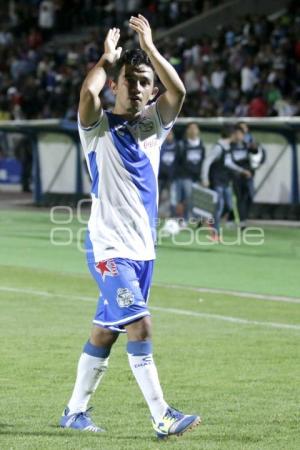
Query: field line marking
[[1, 286, 300, 331], [0, 286, 93, 302], [153, 282, 300, 304], [151, 306, 300, 331], [1, 263, 299, 303]]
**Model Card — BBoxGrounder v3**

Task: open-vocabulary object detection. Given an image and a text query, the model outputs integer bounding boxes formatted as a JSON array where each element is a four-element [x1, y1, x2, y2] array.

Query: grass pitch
[[0, 210, 299, 450]]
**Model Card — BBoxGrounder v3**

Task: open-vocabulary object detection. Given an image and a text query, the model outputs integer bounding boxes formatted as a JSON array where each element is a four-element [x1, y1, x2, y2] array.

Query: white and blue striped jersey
[[78, 101, 171, 263]]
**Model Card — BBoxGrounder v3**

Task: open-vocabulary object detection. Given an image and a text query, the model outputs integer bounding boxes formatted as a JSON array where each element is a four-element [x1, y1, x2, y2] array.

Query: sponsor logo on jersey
[[95, 259, 118, 280], [139, 118, 154, 132], [144, 138, 158, 149], [116, 287, 134, 308]]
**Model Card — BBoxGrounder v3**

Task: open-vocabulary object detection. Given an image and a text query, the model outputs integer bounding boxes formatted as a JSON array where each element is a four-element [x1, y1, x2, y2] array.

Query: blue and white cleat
[[152, 406, 201, 439], [59, 407, 105, 433]]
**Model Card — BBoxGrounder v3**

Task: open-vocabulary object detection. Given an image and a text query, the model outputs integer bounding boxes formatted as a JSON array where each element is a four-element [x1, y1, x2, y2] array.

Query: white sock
[[127, 341, 168, 423], [67, 352, 109, 414]]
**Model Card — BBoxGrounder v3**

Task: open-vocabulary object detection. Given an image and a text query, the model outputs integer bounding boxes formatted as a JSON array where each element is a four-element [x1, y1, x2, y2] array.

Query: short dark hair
[[234, 124, 245, 133], [185, 122, 200, 136], [111, 49, 154, 81], [186, 121, 200, 129], [220, 125, 235, 139]]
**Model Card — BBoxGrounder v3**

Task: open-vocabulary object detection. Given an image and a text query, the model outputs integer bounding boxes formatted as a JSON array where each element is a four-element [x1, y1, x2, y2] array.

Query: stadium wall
[[0, 118, 299, 216]]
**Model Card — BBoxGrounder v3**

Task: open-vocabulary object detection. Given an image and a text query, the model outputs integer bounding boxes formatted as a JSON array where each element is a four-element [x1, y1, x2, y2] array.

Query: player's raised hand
[[104, 28, 122, 63], [129, 14, 155, 53]]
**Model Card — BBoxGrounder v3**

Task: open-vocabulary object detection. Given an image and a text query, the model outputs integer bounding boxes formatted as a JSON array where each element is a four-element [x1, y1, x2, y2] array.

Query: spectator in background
[[248, 92, 268, 117], [172, 123, 205, 223], [240, 59, 258, 93], [184, 64, 201, 95], [0, 97, 11, 121], [38, 0, 55, 41], [274, 96, 296, 116], [211, 63, 226, 92], [202, 126, 251, 240], [14, 134, 33, 192], [234, 95, 249, 117], [0, 25, 14, 47], [0, 1, 300, 120], [230, 122, 266, 228], [27, 27, 43, 49], [159, 130, 180, 216]]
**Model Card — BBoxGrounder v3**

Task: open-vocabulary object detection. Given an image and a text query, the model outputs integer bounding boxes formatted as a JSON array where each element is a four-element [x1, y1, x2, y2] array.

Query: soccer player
[[59, 15, 201, 439]]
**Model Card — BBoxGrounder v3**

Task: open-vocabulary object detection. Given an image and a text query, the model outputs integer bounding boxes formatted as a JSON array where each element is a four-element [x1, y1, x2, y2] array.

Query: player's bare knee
[[125, 316, 152, 341], [90, 325, 119, 348]]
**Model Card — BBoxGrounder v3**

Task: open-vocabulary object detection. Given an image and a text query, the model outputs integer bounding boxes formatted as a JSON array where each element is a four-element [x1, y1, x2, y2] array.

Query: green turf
[[0, 210, 300, 449]]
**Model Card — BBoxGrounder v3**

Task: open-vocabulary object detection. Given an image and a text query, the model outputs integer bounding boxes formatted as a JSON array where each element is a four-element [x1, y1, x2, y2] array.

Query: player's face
[[186, 124, 200, 139], [239, 123, 248, 133], [235, 129, 245, 143], [113, 64, 156, 117], [166, 130, 174, 142]]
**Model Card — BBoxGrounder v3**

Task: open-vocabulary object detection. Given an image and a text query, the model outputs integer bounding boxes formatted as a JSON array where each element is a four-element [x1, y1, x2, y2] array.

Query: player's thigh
[[215, 186, 225, 216], [171, 179, 183, 205], [224, 186, 233, 211], [88, 259, 151, 330], [183, 178, 193, 200], [170, 181, 176, 207]]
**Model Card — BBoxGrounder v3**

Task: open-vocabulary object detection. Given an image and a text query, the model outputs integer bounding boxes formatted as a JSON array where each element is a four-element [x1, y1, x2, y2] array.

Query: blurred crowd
[[0, 0, 299, 121]]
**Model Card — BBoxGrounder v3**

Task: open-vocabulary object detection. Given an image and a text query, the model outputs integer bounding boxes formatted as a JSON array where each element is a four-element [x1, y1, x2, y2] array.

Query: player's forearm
[[80, 54, 114, 97], [225, 157, 247, 174], [201, 162, 210, 185], [146, 46, 186, 97]]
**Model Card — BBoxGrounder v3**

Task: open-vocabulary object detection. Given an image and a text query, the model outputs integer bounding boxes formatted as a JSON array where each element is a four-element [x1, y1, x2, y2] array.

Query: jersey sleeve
[[201, 144, 222, 184], [77, 110, 104, 154], [143, 101, 175, 146]]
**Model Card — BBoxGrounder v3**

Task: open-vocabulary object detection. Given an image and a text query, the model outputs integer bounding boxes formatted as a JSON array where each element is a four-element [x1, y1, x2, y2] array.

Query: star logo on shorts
[[95, 259, 118, 280]]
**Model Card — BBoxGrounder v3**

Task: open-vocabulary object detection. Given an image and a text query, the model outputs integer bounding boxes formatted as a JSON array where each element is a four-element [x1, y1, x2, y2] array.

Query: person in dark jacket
[[230, 122, 266, 227], [202, 126, 251, 239], [159, 130, 180, 216], [171, 122, 206, 222], [14, 134, 33, 192]]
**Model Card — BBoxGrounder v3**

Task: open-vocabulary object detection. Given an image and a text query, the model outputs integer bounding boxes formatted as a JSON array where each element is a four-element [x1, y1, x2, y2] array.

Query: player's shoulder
[[141, 101, 174, 139], [78, 109, 106, 133]]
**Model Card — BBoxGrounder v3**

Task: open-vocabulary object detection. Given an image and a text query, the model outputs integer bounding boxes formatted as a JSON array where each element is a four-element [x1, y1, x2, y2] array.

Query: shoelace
[[164, 407, 183, 421], [72, 406, 94, 421]]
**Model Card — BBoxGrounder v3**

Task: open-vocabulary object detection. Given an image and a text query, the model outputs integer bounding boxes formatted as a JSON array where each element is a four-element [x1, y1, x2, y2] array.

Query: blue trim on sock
[[127, 340, 152, 356], [83, 341, 110, 358]]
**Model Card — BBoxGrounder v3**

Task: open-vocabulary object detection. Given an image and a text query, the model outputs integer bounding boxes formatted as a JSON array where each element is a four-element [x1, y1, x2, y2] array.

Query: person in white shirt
[[59, 15, 201, 439], [38, 0, 55, 40], [241, 61, 257, 93]]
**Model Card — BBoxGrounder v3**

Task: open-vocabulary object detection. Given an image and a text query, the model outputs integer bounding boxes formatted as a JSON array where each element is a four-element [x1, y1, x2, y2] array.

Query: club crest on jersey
[[116, 288, 134, 308], [139, 117, 154, 132], [95, 259, 118, 280]]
